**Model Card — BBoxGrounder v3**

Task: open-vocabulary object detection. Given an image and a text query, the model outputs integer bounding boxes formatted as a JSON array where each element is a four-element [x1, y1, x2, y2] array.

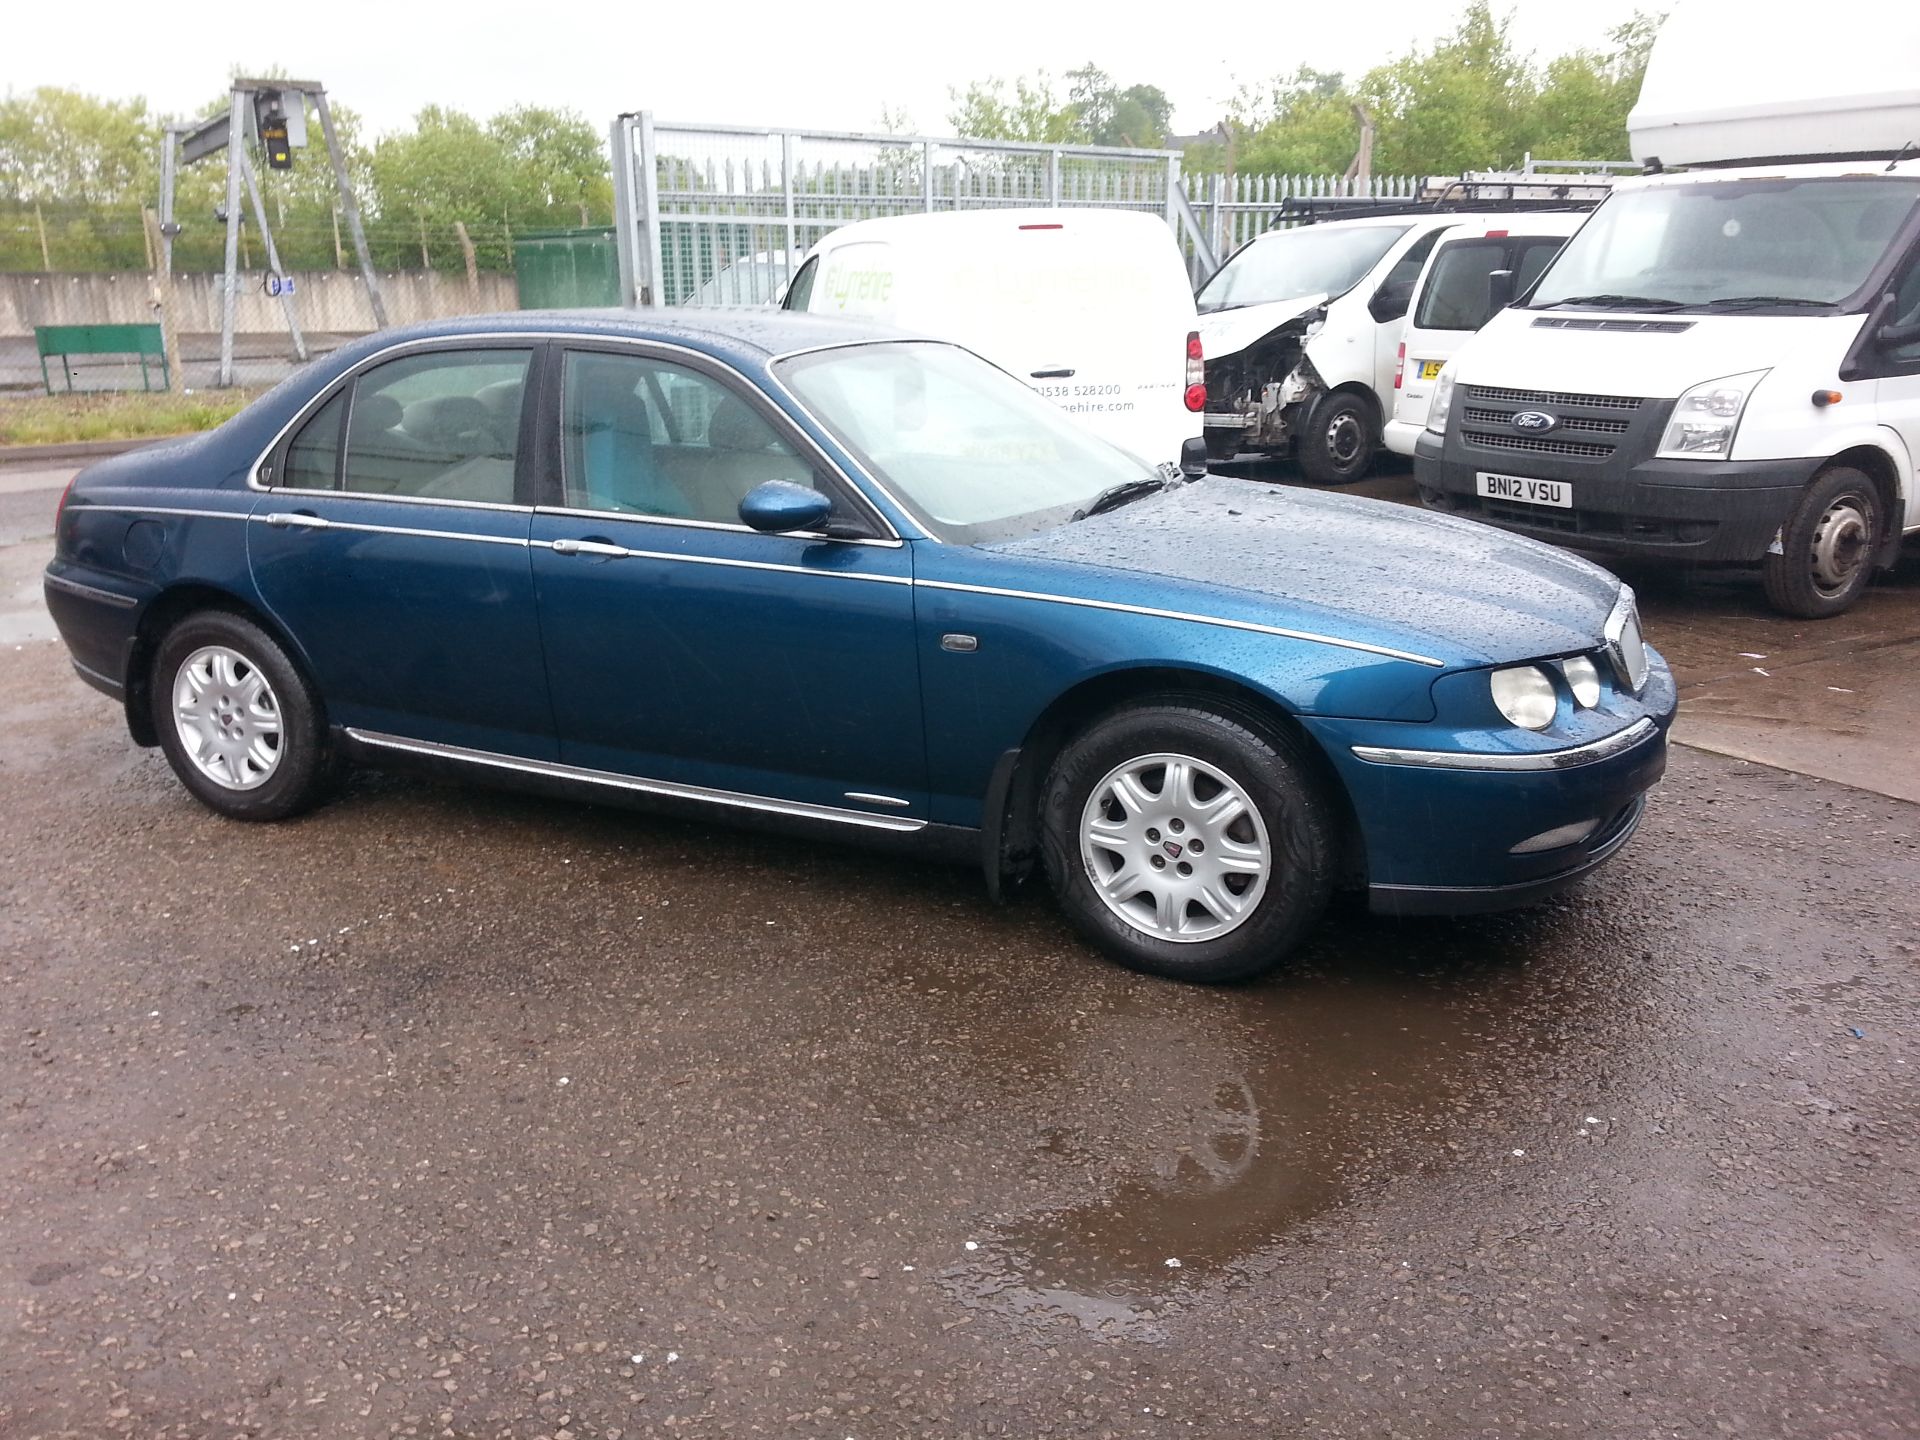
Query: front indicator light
[[1561, 655, 1602, 708], [1490, 664, 1558, 730]]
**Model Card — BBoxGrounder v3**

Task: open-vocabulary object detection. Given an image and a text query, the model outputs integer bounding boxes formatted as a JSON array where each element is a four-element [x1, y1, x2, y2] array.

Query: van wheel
[[1297, 390, 1375, 484], [1761, 466, 1881, 619]]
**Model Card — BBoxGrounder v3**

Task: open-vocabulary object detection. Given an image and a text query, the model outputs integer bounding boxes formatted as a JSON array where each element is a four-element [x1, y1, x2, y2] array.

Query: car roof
[[814, 206, 1172, 247], [336, 307, 918, 362]]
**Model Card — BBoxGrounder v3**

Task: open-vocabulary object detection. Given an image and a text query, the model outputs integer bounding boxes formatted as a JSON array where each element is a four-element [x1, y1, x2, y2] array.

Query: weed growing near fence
[[0, 389, 257, 446]]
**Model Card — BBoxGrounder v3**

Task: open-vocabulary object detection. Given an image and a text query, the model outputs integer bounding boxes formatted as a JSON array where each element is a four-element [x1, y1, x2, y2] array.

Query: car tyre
[[1761, 465, 1881, 618], [151, 610, 335, 821], [1296, 389, 1376, 484], [1040, 702, 1337, 983]]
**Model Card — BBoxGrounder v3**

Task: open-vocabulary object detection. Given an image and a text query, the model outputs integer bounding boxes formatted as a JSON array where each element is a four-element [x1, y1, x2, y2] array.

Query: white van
[[1416, 0, 1920, 617], [1197, 214, 1460, 481], [782, 208, 1202, 466], [1384, 212, 1588, 455]]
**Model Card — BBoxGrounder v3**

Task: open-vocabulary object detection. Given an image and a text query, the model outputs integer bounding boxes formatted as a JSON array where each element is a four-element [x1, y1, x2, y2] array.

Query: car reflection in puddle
[[937, 908, 1595, 1340]]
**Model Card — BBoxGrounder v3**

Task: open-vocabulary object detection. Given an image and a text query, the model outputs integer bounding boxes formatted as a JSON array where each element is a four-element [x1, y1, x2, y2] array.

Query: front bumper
[[1301, 649, 1675, 908], [1414, 428, 1819, 564], [1381, 417, 1425, 458]]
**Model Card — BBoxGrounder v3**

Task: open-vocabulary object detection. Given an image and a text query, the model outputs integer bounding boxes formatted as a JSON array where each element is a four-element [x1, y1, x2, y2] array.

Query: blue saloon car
[[44, 311, 1675, 982]]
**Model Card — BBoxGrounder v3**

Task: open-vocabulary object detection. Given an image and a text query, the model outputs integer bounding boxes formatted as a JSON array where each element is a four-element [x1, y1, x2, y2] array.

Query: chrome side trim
[[539, 537, 912, 584], [251, 514, 530, 547], [535, 504, 903, 549], [914, 578, 1445, 666], [44, 572, 139, 608], [264, 485, 532, 514], [844, 791, 913, 808], [1351, 716, 1659, 772], [83, 504, 249, 522], [343, 728, 927, 833]]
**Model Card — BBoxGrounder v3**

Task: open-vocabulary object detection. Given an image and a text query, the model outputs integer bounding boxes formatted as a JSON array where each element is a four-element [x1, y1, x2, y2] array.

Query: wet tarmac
[[2, 457, 1918, 1436]]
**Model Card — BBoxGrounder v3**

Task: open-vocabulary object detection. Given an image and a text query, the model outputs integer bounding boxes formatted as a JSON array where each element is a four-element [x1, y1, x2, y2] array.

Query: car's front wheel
[[1761, 465, 1882, 618], [1040, 702, 1337, 983], [151, 610, 335, 820], [1296, 389, 1376, 484]]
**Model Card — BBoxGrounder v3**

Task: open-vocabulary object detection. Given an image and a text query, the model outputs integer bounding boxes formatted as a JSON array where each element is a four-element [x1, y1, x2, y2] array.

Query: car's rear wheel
[[1761, 465, 1882, 618], [1296, 389, 1376, 484], [1040, 702, 1337, 983], [151, 611, 334, 820]]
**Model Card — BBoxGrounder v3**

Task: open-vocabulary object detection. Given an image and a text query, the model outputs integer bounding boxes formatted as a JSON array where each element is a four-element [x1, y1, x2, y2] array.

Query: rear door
[[1398, 234, 1569, 428], [248, 343, 555, 759]]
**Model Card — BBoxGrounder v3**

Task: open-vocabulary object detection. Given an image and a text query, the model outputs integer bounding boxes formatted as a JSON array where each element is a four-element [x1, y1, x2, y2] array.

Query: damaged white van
[[1416, 0, 1920, 617]]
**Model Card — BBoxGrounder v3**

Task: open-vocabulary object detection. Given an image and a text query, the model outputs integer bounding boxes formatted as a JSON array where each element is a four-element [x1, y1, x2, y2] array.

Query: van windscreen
[[1529, 177, 1920, 310], [1196, 224, 1410, 313]]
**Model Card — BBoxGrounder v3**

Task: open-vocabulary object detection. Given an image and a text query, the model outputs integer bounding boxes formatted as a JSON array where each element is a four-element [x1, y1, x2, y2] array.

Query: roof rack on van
[[1268, 172, 1614, 229]]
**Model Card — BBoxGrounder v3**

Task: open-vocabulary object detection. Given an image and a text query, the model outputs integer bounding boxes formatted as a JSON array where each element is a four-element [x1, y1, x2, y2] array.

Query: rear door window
[[340, 350, 533, 504], [1414, 239, 1509, 332]]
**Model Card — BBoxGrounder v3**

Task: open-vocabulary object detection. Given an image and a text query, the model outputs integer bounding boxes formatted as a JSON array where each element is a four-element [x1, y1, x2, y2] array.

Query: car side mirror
[[1487, 268, 1517, 314], [738, 479, 833, 534], [1179, 436, 1208, 478]]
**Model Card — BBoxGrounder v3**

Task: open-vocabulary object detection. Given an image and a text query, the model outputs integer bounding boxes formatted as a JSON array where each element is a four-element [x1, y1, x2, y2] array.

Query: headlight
[[1490, 664, 1558, 730], [1561, 654, 1602, 708], [1657, 369, 1767, 460], [1425, 367, 1456, 434]]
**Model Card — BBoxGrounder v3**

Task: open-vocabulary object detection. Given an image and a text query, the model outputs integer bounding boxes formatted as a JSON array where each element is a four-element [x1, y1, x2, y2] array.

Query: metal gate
[[609, 114, 1213, 307]]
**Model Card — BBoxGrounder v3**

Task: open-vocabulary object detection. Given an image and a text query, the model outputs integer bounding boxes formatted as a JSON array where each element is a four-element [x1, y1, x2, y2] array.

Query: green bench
[[34, 323, 170, 395]]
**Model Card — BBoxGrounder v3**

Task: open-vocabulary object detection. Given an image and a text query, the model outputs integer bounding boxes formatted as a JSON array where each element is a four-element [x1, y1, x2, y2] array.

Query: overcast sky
[[8, 0, 1651, 139]]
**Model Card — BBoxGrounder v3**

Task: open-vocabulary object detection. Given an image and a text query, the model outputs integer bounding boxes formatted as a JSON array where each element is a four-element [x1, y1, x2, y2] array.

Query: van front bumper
[[1413, 429, 1820, 563]]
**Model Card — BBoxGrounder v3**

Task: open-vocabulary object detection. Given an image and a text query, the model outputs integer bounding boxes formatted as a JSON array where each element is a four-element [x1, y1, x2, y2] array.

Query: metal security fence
[[610, 115, 1199, 307], [1188, 172, 1424, 262]]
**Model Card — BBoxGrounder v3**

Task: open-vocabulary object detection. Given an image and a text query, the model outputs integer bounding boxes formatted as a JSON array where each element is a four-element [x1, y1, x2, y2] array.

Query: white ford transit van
[[782, 208, 1203, 467], [1384, 212, 1588, 455], [1416, 0, 1920, 617]]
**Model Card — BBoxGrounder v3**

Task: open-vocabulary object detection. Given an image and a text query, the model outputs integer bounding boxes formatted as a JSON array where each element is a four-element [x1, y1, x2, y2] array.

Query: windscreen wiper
[[1700, 295, 1833, 311], [1550, 293, 1690, 311], [1072, 476, 1169, 521]]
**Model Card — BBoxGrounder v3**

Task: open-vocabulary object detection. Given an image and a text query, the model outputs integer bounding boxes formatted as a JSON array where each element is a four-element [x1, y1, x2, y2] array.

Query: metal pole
[[637, 112, 663, 307], [158, 127, 178, 271], [312, 88, 388, 327], [218, 88, 245, 387], [610, 116, 640, 306], [781, 131, 797, 273], [1047, 147, 1061, 206], [922, 141, 933, 213], [143, 207, 183, 392], [238, 149, 308, 361]]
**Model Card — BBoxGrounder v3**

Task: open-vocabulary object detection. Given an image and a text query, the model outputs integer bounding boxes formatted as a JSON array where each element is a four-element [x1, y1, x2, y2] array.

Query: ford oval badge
[[1511, 409, 1558, 433]]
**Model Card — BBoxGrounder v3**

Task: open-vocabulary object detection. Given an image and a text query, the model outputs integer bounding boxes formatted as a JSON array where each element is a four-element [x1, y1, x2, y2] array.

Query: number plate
[[1476, 471, 1572, 509], [1418, 360, 1444, 380]]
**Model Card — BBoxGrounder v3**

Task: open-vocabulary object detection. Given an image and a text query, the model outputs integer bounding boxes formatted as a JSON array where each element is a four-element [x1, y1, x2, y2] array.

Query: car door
[[1857, 245, 1920, 537], [526, 344, 927, 820], [248, 342, 556, 759], [1367, 226, 1443, 400]]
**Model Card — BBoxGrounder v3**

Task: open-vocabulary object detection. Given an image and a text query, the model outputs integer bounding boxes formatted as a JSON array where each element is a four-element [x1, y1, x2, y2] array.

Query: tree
[[1528, 12, 1662, 162], [1358, 1, 1536, 174], [0, 88, 159, 205], [1221, 69, 1362, 175], [946, 73, 1078, 143]]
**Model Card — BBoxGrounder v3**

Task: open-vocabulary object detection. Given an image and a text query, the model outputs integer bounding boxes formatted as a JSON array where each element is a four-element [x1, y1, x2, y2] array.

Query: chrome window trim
[[261, 485, 533, 515], [44, 572, 139, 608], [344, 728, 927, 833], [540, 535, 911, 584], [243, 330, 900, 542], [914, 578, 1445, 667], [1351, 716, 1659, 771], [534, 504, 903, 549]]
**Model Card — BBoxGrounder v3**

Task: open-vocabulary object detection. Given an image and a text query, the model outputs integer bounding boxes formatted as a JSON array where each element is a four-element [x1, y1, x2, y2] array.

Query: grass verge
[[0, 389, 259, 447]]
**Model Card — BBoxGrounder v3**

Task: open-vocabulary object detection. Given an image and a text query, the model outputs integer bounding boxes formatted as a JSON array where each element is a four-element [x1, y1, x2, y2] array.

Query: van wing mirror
[[1487, 268, 1517, 314]]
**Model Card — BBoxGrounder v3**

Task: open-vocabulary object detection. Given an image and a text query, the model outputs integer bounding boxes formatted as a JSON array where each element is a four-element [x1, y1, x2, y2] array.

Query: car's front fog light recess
[[1490, 664, 1558, 730], [1561, 655, 1602, 708], [1510, 818, 1600, 855]]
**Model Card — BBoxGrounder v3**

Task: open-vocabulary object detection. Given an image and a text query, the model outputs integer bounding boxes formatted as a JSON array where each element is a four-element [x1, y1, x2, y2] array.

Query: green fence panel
[[514, 228, 622, 310], [34, 323, 169, 394]]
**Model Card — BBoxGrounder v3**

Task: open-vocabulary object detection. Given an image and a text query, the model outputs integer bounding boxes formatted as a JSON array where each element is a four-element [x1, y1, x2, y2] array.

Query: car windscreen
[[777, 341, 1162, 544], [1196, 224, 1410, 313], [1529, 177, 1920, 310]]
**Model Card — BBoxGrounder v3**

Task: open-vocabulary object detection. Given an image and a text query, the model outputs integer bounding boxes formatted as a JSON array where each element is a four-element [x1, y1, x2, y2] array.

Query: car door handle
[[550, 537, 628, 558], [1030, 366, 1075, 379], [262, 510, 330, 529]]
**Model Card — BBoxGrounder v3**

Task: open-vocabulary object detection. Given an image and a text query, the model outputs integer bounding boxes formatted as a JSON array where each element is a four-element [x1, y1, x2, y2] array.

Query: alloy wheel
[[172, 645, 283, 791]]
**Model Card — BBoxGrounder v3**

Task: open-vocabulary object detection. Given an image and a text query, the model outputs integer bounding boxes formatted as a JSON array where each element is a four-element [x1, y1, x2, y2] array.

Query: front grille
[[1466, 384, 1643, 412], [1462, 407, 1629, 436], [1464, 431, 1616, 459]]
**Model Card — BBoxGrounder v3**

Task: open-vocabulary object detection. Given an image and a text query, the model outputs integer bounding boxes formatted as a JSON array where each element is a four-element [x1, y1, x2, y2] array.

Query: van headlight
[[1490, 664, 1558, 730], [1425, 367, 1456, 434], [1657, 369, 1767, 460]]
